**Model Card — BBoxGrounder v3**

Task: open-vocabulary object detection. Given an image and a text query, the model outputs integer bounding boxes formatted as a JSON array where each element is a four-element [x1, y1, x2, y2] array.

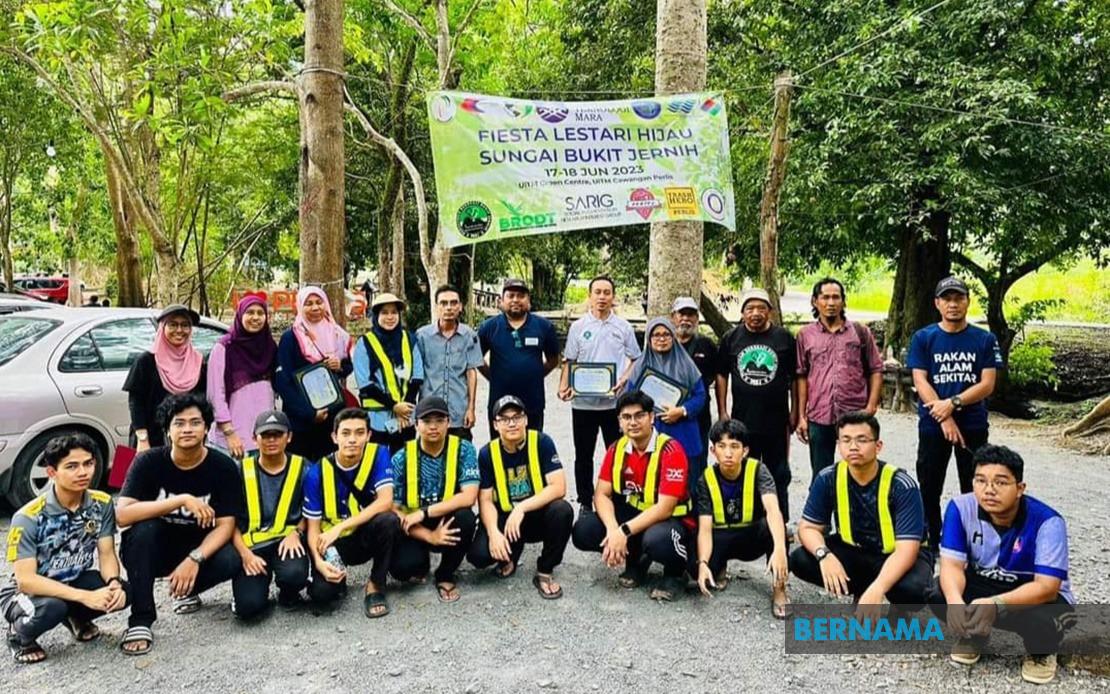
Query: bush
[[1008, 333, 1058, 390]]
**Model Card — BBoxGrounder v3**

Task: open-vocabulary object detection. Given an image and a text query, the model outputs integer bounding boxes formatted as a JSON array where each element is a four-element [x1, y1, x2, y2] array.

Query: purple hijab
[[220, 294, 278, 394]]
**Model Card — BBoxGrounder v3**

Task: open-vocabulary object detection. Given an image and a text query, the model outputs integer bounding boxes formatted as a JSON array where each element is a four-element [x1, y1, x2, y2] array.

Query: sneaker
[[949, 638, 981, 666], [1021, 654, 1057, 684]]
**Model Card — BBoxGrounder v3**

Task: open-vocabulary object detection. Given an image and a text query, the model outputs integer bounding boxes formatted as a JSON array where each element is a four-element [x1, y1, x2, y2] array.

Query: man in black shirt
[[671, 296, 718, 477], [716, 288, 798, 520], [116, 393, 242, 655]]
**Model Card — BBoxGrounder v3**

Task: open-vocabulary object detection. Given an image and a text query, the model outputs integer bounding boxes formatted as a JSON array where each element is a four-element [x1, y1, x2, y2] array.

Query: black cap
[[157, 304, 201, 326], [492, 395, 527, 417], [253, 410, 291, 434], [935, 276, 970, 298], [414, 396, 450, 420], [502, 278, 530, 294]]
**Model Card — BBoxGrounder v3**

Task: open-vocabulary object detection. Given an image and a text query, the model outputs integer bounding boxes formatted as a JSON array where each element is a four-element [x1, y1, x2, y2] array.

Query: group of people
[[3, 275, 1072, 684]]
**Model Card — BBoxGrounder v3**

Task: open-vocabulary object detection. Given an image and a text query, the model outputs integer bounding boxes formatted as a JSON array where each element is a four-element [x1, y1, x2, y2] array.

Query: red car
[[13, 276, 76, 303]]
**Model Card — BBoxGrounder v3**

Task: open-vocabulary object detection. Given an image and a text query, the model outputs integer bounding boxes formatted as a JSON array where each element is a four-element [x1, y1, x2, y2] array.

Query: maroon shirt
[[795, 320, 882, 425]]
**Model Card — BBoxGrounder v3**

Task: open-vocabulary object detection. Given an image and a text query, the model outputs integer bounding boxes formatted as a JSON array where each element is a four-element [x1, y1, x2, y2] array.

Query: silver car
[[0, 307, 226, 506]]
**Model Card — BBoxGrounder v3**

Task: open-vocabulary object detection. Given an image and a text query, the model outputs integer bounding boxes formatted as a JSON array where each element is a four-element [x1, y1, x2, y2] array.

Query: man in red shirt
[[571, 390, 694, 601]]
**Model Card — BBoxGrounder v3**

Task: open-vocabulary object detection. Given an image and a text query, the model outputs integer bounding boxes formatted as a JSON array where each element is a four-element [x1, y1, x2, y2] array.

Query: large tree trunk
[[299, 0, 347, 323], [647, 0, 707, 317], [105, 157, 145, 306], [885, 187, 950, 357]]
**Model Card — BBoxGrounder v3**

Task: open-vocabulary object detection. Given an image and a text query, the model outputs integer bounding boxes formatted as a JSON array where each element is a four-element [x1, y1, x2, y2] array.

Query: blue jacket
[[653, 377, 707, 459]]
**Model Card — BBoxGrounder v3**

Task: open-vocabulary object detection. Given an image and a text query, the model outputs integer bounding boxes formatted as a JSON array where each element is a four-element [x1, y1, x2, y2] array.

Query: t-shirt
[[597, 432, 692, 527], [906, 323, 1003, 433], [478, 432, 562, 503], [236, 454, 306, 544], [803, 462, 926, 554], [693, 461, 776, 525], [478, 313, 560, 415], [940, 493, 1074, 604], [5, 486, 116, 583], [120, 447, 243, 537], [302, 444, 394, 521], [680, 334, 718, 437], [390, 438, 480, 508], [717, 324, 796, 435], [563, 311, 640, 411]]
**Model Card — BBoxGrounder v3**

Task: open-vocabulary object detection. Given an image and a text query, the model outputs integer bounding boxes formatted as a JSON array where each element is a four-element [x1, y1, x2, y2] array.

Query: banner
[[427, 91, 736, 247]]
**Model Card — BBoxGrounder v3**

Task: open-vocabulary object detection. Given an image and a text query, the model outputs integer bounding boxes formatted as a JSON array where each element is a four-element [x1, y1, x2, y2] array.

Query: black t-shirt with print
[[717, 324, 796, 435]]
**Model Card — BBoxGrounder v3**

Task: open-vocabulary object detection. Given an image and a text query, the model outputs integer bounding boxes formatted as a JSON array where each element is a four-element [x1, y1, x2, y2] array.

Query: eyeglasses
[[972, 477, 1016, 490], [618, 411, 651, 423], [838, 436, 876, 448], [495, 414, 526, 425]]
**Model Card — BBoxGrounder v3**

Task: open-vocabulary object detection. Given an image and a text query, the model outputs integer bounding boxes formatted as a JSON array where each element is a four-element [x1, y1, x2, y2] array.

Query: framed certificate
[[570, 362, 617, 396], [296, 363, 344, 411], [635, 368, 688, 412]]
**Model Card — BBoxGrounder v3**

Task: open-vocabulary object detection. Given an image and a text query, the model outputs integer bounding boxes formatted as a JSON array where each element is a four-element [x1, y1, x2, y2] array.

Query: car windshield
[[0, 316, 61, 367]]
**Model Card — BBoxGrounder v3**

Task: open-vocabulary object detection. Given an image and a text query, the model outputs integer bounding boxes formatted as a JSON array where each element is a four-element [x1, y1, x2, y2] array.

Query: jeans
[[806, 421, 839, 485]]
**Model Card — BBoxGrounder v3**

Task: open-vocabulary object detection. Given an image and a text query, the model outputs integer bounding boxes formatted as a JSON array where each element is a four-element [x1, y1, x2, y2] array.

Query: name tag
[[524, 336, 540, 347]]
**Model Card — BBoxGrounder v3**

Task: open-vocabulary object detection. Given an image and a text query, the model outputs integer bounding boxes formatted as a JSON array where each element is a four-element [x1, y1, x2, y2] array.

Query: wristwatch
[[188, 549, 205, 565], [619, 522, 633, 537], [814, 546, 831, 562], [951, 395, 964, 411]]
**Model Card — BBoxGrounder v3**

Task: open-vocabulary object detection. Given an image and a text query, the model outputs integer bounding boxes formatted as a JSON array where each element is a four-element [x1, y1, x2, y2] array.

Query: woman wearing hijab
[[352, 293, 425, 452], [206, 294, 278, 458], [274, 287, 354, 460], [124, 305, 208, 451], [627, 318, 708, 477]]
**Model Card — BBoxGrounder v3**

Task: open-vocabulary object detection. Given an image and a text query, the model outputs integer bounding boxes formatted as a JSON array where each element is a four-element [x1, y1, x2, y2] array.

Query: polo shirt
[[478, 312, 560, 415], [563, 310, 641, 411], [302, 445, 394, 521], [478, 432, 562, 503], [803, 461, 926, 553], [416, 321, 484, 428], [5, 485, 115, 583], [390, 438, 480, 507]]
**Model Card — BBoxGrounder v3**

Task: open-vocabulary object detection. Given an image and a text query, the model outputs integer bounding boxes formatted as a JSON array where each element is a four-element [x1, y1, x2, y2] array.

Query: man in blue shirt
[[478, 278, 561, 436], [928, 444, 1072, 684], [790, 411, 932, 613], [907, 276, 1003, 551], [302, 408, 399, 618], [390, 397, 480, 603]]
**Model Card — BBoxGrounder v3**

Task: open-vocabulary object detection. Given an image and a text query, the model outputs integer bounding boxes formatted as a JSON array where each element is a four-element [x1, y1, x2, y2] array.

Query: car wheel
[[6, 430, 105, 507]]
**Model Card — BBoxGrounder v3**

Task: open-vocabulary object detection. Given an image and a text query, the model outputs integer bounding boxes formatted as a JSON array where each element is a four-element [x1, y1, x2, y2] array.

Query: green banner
[[427, 91, 736, 247]]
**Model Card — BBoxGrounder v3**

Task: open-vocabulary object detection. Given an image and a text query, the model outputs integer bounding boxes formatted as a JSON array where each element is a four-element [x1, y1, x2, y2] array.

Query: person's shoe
[[949, 638, 981, 666], [277, 591, 305, 611], [1021, 654, 1057, 684]]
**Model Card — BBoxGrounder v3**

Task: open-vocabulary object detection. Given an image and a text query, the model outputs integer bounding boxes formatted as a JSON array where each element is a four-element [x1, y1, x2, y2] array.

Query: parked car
[[0, 307, 226, 506], [12, 276, 80, 304], [0, 292, 49, 315]]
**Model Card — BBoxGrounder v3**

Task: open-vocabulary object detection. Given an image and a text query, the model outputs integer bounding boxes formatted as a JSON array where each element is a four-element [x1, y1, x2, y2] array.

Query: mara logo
[[575, 111, 604, 122], [632, 101, 662, 119], [456, 201, 492, 239], [700, 97, 722, 116], [430, 95, 456, 122], [504, 102, 533, 118], [460, 98, 485, 114], [536, 104, 569, 123], [626, 188, 662, 220], [668, 98, 695, 114]]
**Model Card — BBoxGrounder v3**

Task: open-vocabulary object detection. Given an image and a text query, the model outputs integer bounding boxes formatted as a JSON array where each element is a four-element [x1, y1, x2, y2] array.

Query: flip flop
[[64, 617, 101, 642], [120, 626, 153, 656], [496, 561, 518, 579], [649, 576, 682, 602], [8, 626, 46, 664], [363, 592, 390, 618], [435, 582, 461, 603], [172, 595, 202, 615], [532, 573, 563, 600]]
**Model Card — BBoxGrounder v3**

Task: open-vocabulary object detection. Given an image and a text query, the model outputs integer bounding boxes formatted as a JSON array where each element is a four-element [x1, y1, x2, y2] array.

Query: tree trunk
[[885, 188, 950, 357], [758, 71, 792, 321], [299, 0, 347, 323], [0, 178, 13, 291], [64, 184, 89, 307], [699, 290, 732, 339], [647, 0, 707, 317], [389, 183, 406, 300], [105, 157, 145, 307]]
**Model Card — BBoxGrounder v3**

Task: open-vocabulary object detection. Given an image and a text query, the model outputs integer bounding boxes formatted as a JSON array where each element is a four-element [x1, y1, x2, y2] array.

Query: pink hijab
[[152, 321, 203, 393], [293, 286, 351, 363]]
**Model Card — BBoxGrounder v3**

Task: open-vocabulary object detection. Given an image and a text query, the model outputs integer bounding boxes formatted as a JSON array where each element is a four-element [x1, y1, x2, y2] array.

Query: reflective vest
[[360, 330, 413, 410], [320, 444, 381, 537], [403, 436, 460, 511], [704, 459, 760, 528], [835, 460, 897, 555], [490, 430, 544, 512], [611, 434, 688, 517], [241, 454, 305, 548]]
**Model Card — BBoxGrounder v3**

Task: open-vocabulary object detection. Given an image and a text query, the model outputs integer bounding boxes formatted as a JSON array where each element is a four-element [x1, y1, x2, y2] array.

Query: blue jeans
[[806, 421, 838, 486]]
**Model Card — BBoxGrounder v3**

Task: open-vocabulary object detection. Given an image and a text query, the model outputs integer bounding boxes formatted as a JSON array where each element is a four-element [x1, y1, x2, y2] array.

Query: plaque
[[569, 362, 617, 396], [296, 363, 344, 411], [636, 368, 688, 412]]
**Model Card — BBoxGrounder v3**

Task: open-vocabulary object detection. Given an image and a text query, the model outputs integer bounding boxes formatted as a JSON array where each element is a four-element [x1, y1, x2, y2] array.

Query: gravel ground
[[3, 370, 1109, 693]]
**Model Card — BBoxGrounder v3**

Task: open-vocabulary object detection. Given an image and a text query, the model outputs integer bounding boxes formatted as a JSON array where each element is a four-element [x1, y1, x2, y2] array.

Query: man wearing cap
[[468, 395, 573, 599], [907, 276, 1002, 552], [417, 284, 484, 441], [671, 296, 719, 468], [229, 411, 310, 619], [389, 396, 479, 603], [716, 288, 798, 520], [558, 275, 640, 511], [478, 278, 561, 436]]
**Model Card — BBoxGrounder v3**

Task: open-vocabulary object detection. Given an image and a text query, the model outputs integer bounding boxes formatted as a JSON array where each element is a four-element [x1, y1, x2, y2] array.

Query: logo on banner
[[664, 187, 699, 217], [700, 98, 722, 116], [632, 101, 662, 119], [668, 99, 695, 114], [702, 188, 727, 221], [504, 102, 534, 118], [456, 201, 492, 239], [499, 200, 556, 233], [537, 105, 569, 123], [626, 188, 662, 220], [460, 98, 485, 114], [431, 95, 456, 122]]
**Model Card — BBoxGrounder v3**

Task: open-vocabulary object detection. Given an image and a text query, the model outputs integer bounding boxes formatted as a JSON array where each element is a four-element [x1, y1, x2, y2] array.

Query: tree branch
[[952, 251, 992, 285], [381, 0, 436, 50], [454, 0, 484, 43], [222, 80, 299, 102]]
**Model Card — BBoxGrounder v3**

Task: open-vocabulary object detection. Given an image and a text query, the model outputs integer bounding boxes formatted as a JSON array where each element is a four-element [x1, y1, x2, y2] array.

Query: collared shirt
[[563, 310, 641, 411], [796, 319, 883, 425], [416, 321, 484, 428], [6, 485, 115, 583], [478, 312, 560, 415]]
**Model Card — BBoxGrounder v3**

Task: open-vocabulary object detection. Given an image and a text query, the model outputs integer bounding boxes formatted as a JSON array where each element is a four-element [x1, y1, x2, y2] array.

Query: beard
[[674, 323, 696, 340]]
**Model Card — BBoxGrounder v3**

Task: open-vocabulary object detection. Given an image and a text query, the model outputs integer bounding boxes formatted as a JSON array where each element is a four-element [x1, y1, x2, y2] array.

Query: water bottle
[[323, 546, 345, 570]]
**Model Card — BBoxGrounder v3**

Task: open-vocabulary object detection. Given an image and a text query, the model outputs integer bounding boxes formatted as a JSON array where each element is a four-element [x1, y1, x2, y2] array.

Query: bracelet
[[106, 576, 123, 587], [697, 559, 709, 567]]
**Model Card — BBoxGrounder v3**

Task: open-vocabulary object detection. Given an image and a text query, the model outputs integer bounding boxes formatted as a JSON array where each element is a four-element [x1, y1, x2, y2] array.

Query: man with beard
[[671, 296, 718, 471]]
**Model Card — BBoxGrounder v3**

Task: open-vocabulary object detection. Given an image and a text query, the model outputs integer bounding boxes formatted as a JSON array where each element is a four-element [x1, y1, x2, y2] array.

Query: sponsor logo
[[536, 104, 569, 123], [665, 468, 684, 482], [498, 200, 556, 232], [504, 102, 533, 118], [626, 188, 662, 220], [668, 98, 695, 114], [664, 186, 699, 217], [456, 201, 492, 239], [575, 111, 604, 122], [737, 345, 779, 387], [431, 95, 456, 122], [632, 100, 662, 119], [564, 193, 615, 212], [460, 98, 484, 114], [701, 188, 727, 221], [700, 97, 722, 116]]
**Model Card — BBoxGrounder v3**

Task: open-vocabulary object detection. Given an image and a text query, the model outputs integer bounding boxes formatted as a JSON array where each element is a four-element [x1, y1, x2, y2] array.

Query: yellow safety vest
[[489, 430, 545, 513], [242, 454, 305, 548], [611, 434, 688, 517], [835, 460, 897, 555], [704, 458, 760, 528], [321, 444, 381, 537], [403, 436, 460, 512], [360, 330, 413, 411]]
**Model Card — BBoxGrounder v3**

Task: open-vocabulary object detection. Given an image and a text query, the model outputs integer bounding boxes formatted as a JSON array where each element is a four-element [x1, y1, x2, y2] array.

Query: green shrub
[[1008, 333, 1058, 390]]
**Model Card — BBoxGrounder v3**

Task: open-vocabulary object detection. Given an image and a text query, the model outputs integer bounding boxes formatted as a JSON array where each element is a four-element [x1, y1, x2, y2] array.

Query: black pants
[[231, 540, 310, 619], [370, 427, 417, 456], [309, 513, 401, 604], [121, 520, 240, 628], [288, 420, 337, 462], [571, 408, 621, 506], [2, 571, 130, 645], [926, 570, 1072, 654], [788, 534, 934, 604], [807, 421, 839, 486], [488, 409, 544, 440], [468, 500, 574, 574], [572, 504, 693, 578], [706, 520, 774, 575], [748, 429, 791, 521], [390, 508, 477, 584], [448, 427, 473, 441], [916, 427, 989, 549]]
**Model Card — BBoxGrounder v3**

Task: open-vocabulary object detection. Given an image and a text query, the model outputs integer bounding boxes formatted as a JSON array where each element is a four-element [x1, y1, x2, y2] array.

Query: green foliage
[[1008, 332, 1058, 390]]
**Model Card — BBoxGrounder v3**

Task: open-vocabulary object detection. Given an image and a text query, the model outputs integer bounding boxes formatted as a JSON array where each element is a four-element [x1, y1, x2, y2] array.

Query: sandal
[[649, 576, 682, 602], [8, 626, 46, 664], [496, 561, 518, 579], [713, 570, 730, 592], [435, 582, 461, 603], [363, 592, 390, 618], [64, 617, 101, 642], [172, 595, 202, 615], [532, 573, 563, 600], [120, 626, 153, 656]]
